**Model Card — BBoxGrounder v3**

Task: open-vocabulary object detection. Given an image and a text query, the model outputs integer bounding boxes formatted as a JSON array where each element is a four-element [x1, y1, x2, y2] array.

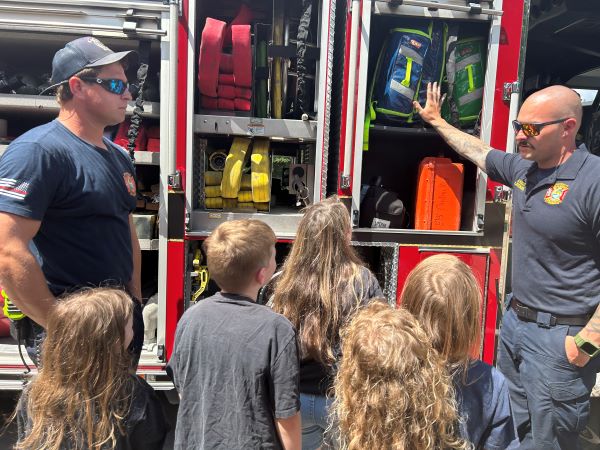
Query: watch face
[[580, 341, 598, 355]]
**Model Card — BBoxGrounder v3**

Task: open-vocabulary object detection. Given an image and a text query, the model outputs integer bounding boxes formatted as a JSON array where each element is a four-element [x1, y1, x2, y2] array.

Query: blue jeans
[[300, 393, 334, 450], [497, 303, 599, 449]]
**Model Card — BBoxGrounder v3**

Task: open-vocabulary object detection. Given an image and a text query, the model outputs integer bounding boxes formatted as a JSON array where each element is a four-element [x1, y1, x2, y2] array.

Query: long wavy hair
[[400, 254, 481, 375], [15, 288, 135, 450], [271, 196, 366, 365], [333, 302, 468, 450]]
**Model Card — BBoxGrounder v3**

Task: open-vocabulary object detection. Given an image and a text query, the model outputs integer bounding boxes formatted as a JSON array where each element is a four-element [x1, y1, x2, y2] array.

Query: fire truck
[[0, 1, 599, 440]]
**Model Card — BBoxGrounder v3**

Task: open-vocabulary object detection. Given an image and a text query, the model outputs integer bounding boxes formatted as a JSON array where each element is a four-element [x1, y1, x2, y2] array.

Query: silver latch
[[122, 21, 137, 33], [503, 81, 520, 101], [494, 185, 512, 203], [468, 2, 482, 14], [168, 171, 182, 190], [340, 175, 351, 190]]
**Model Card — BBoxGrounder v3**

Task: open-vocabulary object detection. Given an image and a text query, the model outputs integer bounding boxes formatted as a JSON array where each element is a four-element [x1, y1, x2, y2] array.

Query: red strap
[[218, 98, 235, 110], [198, 18, 226, 97], [114, 120, 147, 151], [201, 95, 219, 109], [235, 87, 252, 100], [223, 4, 254, 46], [234, 98, 251, 111], [220, 53, 234, 74], [232, 25, 252, 88], [218, 84, 235, 99], [218, 73, 235, 86]]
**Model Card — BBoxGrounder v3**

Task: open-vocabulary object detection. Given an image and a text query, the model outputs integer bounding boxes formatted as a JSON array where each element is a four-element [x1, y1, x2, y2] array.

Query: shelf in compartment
[[369, 123, 475, 138], [194, 115, 318, 141], [134, 151, 160, 165], [139, 239, 159, 251], [0, 94, 160, 118], [372, 0, 500, 20], [189, 207, 305, 240]]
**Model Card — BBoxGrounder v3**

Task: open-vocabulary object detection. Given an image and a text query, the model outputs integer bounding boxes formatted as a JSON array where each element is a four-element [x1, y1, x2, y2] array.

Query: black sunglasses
[[78, 77, 139, 96], [512, 118, 568, 137]]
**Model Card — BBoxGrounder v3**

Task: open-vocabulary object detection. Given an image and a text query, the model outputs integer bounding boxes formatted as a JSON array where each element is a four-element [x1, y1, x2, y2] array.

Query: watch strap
[[574, 333, 600, 358]]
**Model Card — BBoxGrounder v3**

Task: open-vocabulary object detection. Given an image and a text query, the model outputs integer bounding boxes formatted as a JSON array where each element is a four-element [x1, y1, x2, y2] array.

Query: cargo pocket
[[549, 378, 591, 433]]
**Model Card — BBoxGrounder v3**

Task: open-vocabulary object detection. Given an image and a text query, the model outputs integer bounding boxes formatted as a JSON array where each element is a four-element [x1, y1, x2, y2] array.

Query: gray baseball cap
[[42, 37, 138, 93]]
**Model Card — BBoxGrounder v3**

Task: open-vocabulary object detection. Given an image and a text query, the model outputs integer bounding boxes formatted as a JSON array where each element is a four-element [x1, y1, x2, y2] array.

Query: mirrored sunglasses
[[78, 77, 139, 96], [512, 118, 567, 137]]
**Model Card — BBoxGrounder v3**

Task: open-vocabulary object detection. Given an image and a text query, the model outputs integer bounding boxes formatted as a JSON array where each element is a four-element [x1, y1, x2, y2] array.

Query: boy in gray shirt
[[168, 220, 300, 450]]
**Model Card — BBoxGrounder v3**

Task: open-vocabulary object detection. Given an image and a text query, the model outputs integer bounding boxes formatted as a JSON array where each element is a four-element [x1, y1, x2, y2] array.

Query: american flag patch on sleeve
[[0, 178, 30, 200]]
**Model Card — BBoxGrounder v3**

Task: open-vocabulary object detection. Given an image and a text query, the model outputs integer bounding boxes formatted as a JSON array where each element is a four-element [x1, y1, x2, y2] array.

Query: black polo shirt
[[486, 145, 600, 315]]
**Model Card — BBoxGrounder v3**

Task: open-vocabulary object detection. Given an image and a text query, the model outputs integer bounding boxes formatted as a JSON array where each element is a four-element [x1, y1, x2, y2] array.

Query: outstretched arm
[[413, 82, 493, 172]]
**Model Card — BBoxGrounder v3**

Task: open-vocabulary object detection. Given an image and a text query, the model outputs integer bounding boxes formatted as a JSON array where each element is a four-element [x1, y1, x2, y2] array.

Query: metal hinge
[[185, 211, 191, 232], [494, 185, 512, 203], [340, 175, 351, 190], [468, 2, 482, 14], [163, 0, 182, 16], [503, 81, 520, 101], [168, 171, 182, 190]]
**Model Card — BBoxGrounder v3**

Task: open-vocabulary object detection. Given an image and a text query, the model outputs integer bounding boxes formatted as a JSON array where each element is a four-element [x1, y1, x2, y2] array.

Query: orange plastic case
[[415, 157, 464, 231]]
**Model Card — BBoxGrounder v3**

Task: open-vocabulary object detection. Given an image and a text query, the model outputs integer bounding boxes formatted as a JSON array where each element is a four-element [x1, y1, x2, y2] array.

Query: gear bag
[[363, 22, 446, 149], [444, 37, 486, 126]]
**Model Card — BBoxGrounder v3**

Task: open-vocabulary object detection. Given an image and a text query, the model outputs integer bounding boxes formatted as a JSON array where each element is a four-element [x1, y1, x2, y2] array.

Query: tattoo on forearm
[[434, 122, 492, 171], [585, 307, 600, 336]]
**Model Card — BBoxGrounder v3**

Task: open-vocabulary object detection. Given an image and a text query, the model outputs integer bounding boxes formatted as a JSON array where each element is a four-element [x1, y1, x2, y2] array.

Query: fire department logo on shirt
[[544, 182, 569, 205], [123, 172, 136, 197]]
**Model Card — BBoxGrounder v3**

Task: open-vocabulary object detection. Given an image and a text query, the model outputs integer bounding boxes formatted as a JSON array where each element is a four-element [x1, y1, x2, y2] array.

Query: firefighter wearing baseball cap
[[0, 37, 144, 367]]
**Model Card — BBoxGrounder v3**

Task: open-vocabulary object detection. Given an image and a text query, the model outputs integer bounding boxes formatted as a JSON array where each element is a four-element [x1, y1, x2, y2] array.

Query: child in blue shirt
[[400, 254, 519, 450]]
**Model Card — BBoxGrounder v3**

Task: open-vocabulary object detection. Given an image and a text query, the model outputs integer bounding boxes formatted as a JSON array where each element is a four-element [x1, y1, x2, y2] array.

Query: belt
[[511, 298, 592, 327]]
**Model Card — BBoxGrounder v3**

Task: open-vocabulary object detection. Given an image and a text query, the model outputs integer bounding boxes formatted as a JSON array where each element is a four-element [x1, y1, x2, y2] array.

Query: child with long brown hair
[[15, 288, 168, 450], [401, 254, 518, 450], [271, 195, 383, 450], [333, 301, 467, 450]]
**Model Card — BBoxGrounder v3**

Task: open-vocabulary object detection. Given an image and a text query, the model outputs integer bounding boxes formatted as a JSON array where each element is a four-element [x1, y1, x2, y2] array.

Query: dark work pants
[[25, 296, 144, 369], [497, 301, 598, 449]]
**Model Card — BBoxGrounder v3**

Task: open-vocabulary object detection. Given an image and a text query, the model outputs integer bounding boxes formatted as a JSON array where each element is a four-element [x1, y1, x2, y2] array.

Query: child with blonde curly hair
[[333, 301, 467, 450], [401, 254, 518, 449]]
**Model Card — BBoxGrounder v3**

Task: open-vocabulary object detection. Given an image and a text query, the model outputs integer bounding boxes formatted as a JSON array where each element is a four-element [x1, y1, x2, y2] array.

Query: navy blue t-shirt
[[0, 120, 136, 295], [486, 145, 600, 315], [455, 360, 518, 450]]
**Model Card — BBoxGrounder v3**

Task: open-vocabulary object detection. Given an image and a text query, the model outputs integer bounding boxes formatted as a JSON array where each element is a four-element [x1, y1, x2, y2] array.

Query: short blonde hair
[[400, 254, 481, 371], [333, 301, 467, 450], [204, 219, 276, 292]]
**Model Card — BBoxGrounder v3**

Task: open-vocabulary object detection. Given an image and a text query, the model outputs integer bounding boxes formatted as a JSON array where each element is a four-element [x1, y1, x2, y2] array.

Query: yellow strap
[[467, 65, 474, 93], [362, 101, 377, 151], [401, 58, 413, 87]]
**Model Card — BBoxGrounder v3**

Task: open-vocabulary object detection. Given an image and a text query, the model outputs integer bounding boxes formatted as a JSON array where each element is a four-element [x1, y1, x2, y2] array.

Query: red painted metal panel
[[165, 240, 185, 360], [164, 0, 190, 361], [337, 0, 353, 196], [396, 246, 496, 365], [486, 1, 526, 196], [484, 248, 502, 363], [176, 0, 190, 185]]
